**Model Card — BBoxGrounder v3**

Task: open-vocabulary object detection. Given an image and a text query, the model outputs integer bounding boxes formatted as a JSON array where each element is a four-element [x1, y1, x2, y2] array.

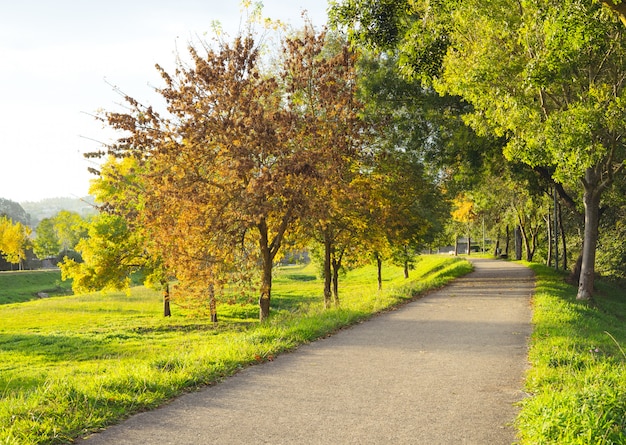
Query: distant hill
[[20, 196, 98, 225], [0, 198, 30, 225]]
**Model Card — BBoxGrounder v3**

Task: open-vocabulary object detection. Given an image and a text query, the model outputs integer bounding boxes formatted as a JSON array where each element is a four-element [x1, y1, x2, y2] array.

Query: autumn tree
[[60, 213, 147, 293], [0, 216, 31, 269], [93, 27, 346, 321], [62, 156, 173, 315], [281, 25, 371, 307]]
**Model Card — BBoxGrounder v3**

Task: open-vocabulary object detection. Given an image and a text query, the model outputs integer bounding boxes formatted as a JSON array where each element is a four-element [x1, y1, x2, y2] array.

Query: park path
[[83, 258, 534, 444]]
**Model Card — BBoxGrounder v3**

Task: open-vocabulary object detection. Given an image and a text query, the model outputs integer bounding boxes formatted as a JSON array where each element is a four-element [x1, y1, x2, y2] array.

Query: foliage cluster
[[330, 0, 626, 300], [32, 210, 88, 261], [67, 15, 447, 321], [0, 216, 31, 268], [0, 255, 470, 445], [518, 263, 626, 444]]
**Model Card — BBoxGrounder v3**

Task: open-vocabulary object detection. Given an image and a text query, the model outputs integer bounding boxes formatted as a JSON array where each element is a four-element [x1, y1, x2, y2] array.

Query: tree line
[[330, 0, 626, 300], [9, 1, 626, 319], [60, 19, 447, 321]]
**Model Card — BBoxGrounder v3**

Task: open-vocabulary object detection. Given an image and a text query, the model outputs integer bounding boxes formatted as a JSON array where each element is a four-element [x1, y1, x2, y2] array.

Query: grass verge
[[0, 255, 471, 445], [517, 263, 626, 444], [0, 270, 72, 304]]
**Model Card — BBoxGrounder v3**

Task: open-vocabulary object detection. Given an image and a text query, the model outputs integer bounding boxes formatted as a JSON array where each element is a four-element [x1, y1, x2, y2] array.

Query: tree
[[60, 213, 146, 294], [53, 211, 88, 254], [332, 0, 626, 300], [64, 156, 172, 315], [0, 216, 31, 269], [281, 25, 371, 308], [33, 211, 88, 261], [94, 27, 351, 321], [32, 218, 60, 259], [451, 194, 477, 255]]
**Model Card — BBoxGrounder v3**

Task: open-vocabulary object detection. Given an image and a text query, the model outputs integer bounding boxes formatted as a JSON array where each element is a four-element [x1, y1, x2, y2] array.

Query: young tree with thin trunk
[[282, 25, 371, 308]]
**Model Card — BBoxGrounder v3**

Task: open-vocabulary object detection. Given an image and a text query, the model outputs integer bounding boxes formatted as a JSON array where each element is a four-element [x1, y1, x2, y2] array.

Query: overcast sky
[[0, 0, 329, 203]]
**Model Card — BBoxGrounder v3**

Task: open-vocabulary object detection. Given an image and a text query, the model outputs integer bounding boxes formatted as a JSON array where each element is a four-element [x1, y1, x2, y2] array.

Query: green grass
[[517, 263, 626, 444], [0, 255, 471, 445], [0, 270, 72, 304]]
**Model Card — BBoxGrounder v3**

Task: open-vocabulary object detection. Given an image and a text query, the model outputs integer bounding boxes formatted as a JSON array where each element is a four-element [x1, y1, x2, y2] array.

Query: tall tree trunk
[[577, 169, 603, 301], [331, 258, 340, 306], [529, 225, 538, 262], [258, 221, 273, 322], [376, 254, 383, 291], [163, 282, 171, 317], [493, 230, 501, 257], [256, 211, 292, 322], [515, 225, 523, 260], [454, 234, 459, 256], [323, 231, 332, 309], [546, 212, 553, 267], [403, 245, 409, 278], [559, 203, 568, 270]]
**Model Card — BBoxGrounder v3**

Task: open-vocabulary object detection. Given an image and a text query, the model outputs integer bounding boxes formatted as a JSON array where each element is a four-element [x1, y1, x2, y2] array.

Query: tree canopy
[[331, 0, 626, 300]]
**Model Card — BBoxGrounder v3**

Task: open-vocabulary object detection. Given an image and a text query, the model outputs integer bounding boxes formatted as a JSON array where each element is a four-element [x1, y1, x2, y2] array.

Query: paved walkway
[[83, 258, 534, 444]]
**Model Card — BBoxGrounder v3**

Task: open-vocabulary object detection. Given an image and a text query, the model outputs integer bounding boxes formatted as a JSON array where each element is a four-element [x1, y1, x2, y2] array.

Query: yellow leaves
[[0, 216, 31, 265], [451, 195, 476, 223]]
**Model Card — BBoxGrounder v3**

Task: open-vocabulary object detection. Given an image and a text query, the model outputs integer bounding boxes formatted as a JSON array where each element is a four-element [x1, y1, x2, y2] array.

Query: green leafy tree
[[32, 218, 60, 259], [333, 0, 626, 300], [61, 213, 146, 294], [52, 211, 88, 254]]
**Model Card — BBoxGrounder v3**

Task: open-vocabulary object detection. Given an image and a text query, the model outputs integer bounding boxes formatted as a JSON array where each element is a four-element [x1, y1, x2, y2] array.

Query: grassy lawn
[[0, 270, 72, 304], [0, 255, 471, 445], [517, 263, 626, 444]]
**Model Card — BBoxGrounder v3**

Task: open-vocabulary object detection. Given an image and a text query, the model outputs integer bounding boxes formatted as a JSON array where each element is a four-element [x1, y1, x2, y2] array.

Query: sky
[[0, 0, 329, 203]]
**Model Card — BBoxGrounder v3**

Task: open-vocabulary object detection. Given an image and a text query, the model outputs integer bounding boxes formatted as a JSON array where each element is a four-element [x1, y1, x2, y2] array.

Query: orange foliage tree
[[90, 26, 369, 321], [282, 25, 371, 308]]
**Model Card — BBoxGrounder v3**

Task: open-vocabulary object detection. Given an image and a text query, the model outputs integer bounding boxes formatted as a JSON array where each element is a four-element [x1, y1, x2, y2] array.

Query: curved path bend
[[84, 258, 534, 444]]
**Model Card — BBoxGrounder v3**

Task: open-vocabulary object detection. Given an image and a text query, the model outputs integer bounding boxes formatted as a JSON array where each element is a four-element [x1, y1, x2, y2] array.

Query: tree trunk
[[546, 212, 553, 267], [515, 225, 523, 260], [505, 225, 510, 256], [208, 283, 218, 323], [577, 170, 603, 301], [559, 203, 568, 270], [331, 258, 340, 306], [258, 222, 273, 322], [376, 254, 383, 291], [454, 235, 459, 256], [403, 245, 409, 278], [529, 226, 538, 262], [493, 230, 500, 257], [323, 231, 332, 309], [163, 283, 171, 317]]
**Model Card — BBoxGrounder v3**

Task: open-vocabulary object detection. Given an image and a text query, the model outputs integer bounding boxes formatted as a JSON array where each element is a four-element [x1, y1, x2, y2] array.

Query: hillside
[[20, 196, 97, 225], [0, 198, 29, 224]]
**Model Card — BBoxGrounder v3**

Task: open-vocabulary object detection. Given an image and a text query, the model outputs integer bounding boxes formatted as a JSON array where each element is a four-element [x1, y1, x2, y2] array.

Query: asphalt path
[[83, 257, 534, 444]]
